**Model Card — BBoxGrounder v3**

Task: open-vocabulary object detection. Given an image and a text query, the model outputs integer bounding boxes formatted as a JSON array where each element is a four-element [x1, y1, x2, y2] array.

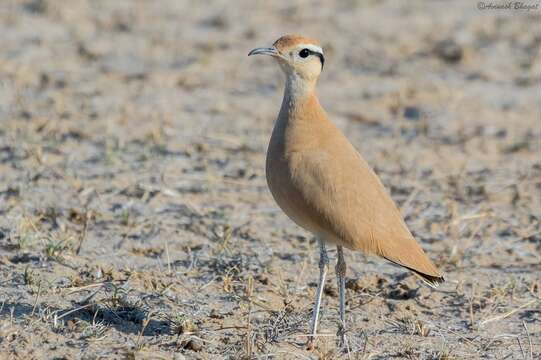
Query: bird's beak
[[248, 46, 280, 57]]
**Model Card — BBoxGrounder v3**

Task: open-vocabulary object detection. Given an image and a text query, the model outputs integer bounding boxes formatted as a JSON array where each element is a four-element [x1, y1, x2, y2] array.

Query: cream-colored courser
[[249, 35, 443, 347]]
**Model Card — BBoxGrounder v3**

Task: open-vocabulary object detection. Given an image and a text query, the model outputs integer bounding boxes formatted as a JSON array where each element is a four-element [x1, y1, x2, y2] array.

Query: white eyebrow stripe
[[299, 44, 323, 54]]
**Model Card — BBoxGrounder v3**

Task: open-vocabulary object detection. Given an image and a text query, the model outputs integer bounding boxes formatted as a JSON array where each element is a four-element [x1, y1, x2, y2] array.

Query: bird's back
[[266, 94, 442, 283]]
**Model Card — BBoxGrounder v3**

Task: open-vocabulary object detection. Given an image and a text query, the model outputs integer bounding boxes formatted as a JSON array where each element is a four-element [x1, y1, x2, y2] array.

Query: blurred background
[[0, 0, 540, 358]]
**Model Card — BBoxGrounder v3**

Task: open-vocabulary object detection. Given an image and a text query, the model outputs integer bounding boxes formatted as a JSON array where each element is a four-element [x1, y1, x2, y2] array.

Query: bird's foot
[[337, 325, 348, 351], [306, 336, 315, 350]]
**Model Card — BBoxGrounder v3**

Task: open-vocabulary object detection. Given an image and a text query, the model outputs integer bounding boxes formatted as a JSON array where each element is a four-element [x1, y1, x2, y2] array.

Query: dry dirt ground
[[0, 0, 540, 359]]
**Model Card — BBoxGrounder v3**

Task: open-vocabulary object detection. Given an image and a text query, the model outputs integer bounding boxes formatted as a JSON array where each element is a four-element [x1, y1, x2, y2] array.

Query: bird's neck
[[284, 72, 316, 100], [280, 72, 319, 119]]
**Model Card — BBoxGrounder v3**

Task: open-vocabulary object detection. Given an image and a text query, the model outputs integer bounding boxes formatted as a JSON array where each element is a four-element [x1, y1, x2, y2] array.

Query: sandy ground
[[0, 0, 540, 359]]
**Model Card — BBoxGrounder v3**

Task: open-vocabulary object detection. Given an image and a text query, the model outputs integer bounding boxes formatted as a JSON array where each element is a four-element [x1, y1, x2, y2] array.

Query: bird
[[248, 34, 443, 348]]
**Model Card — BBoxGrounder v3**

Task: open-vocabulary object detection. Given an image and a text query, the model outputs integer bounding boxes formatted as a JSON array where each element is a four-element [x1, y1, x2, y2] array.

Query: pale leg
[[336, 245, 347, 347], [307, 237, 329, 347]]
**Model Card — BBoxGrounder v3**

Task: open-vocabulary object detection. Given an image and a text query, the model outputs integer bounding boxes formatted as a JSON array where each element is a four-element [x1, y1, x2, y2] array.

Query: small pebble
[[403, 106, 421, 120], [185, 338, 203, 352], [434, 39, 463, 63]]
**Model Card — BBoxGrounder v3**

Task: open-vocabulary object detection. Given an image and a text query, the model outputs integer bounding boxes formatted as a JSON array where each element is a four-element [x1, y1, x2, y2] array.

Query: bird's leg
[[307, 237, 329, 348], [336, 245, 347, 347]]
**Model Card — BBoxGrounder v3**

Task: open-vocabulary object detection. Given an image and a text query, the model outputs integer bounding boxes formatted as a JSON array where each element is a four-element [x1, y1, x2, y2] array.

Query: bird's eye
[[299, 49, 310, 58]]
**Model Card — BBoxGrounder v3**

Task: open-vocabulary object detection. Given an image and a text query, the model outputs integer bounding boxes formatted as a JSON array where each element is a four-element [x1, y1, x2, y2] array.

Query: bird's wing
[[290, 136, 442, 281]]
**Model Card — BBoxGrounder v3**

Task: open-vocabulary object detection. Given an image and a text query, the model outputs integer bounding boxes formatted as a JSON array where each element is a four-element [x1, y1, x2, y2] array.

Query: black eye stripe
[[314, 52, 325, 69], [298, 48, 325, 69]]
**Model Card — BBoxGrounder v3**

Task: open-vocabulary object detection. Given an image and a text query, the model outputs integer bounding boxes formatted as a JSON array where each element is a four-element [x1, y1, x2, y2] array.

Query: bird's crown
[[273, 34, 322, 53]]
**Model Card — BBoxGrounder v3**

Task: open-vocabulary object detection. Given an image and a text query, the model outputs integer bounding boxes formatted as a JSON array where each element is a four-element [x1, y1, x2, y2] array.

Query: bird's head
[[249, 35, 324, 83]]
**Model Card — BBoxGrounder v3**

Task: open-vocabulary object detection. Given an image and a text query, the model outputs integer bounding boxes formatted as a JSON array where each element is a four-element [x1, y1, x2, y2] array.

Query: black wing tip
[[383, 256, 444, 289], [416, 272, 445, 289]]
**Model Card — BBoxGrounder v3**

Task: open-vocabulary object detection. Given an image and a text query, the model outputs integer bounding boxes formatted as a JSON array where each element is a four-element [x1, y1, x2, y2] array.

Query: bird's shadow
[[0, 300, 171, 337]]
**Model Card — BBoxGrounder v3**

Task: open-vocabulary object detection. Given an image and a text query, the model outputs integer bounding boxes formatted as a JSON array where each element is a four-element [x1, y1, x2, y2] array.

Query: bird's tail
[[384, 258, 444, 288], [408, 267, 445, 288]]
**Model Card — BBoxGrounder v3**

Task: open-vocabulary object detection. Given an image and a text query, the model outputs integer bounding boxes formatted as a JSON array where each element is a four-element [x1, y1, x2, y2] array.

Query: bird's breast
[[265, 117, 328, 236]]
